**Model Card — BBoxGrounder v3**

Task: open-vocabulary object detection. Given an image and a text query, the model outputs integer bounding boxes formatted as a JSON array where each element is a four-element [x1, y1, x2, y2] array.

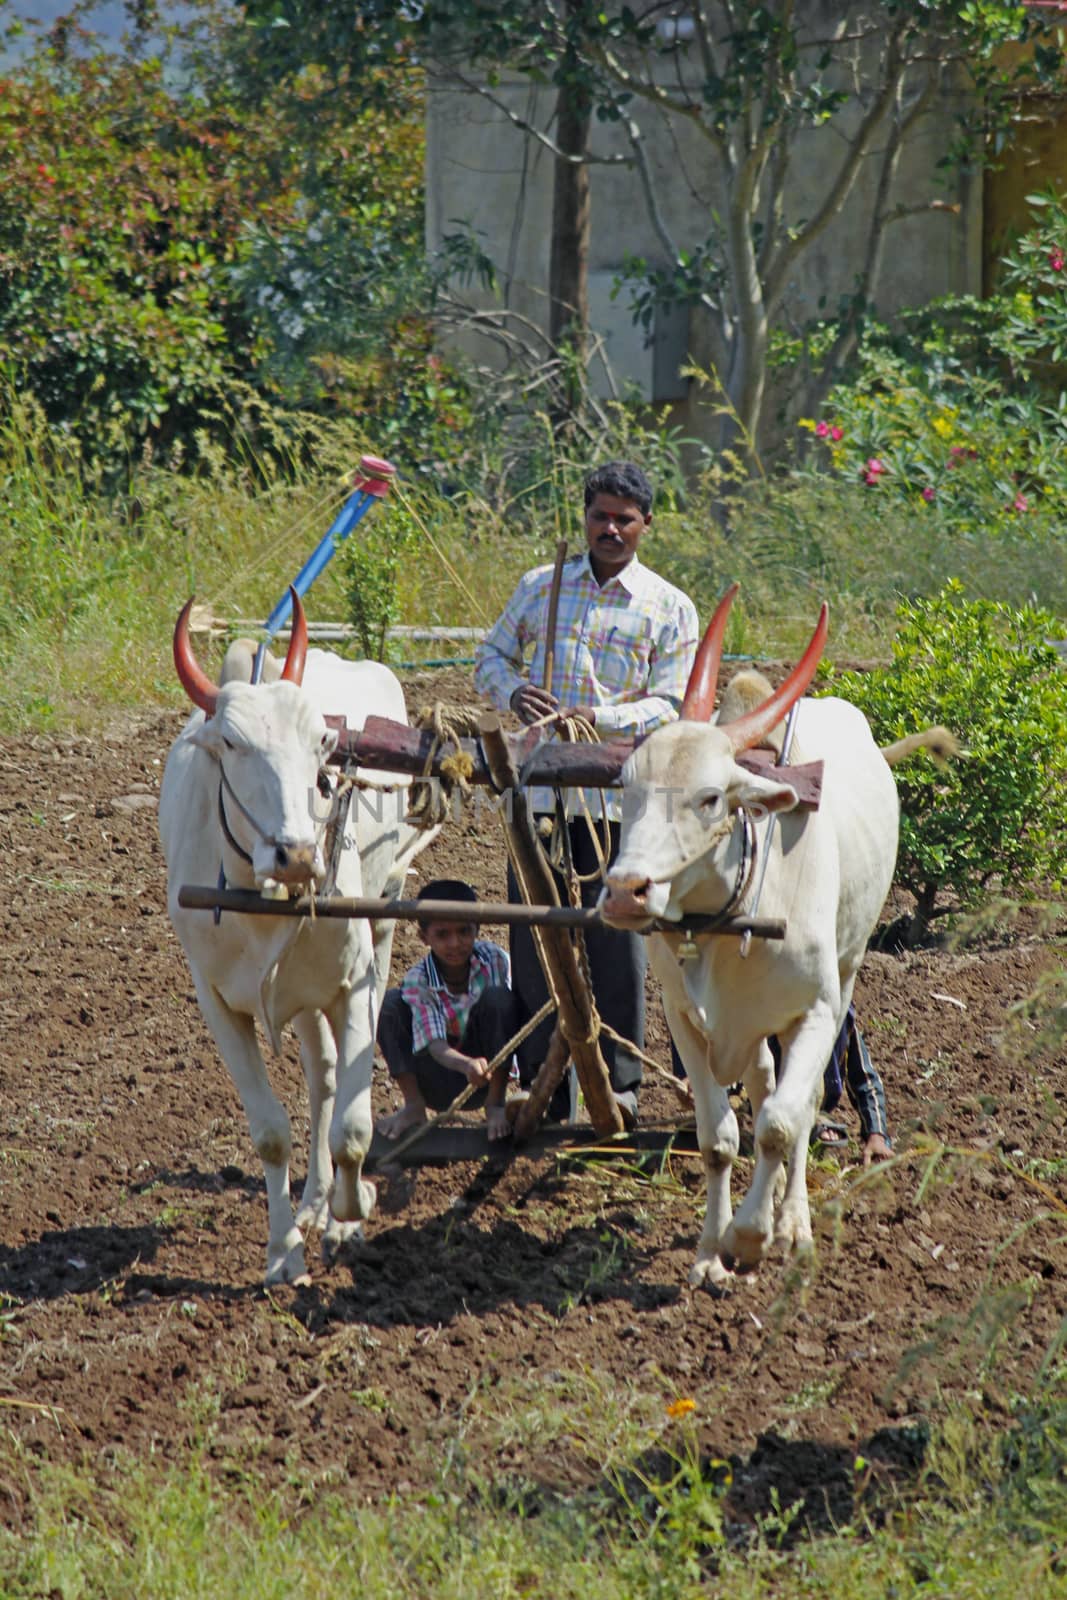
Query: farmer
[[377, 879, 518, 1143], [810, 1005, 893, 1165], [474, 459, 700, 1124]]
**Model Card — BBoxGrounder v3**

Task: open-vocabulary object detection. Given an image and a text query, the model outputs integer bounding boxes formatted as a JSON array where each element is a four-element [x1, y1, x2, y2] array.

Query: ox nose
[[601, 874, 653, 923], [271, 841, 318, 885]]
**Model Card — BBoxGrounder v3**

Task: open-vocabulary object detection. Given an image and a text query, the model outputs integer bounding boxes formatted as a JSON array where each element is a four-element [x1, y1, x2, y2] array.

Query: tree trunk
[[548, 11, 591, 426]]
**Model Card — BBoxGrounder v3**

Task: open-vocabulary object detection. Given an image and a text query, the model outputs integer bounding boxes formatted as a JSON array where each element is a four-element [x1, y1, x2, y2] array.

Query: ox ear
[[728, 766, 798, 818], [320, 726, 339, 763]]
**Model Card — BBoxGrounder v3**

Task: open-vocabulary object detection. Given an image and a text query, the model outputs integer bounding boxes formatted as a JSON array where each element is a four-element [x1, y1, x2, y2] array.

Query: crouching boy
[[376, 879, 517, 1143]]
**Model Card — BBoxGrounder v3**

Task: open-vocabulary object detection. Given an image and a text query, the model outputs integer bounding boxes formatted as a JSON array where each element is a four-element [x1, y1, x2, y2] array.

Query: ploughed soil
[[1, 668, 1064, 1538]]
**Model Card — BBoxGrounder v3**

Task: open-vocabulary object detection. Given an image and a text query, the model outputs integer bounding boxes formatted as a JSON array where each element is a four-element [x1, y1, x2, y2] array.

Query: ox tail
[[881, 726, 959, 770]]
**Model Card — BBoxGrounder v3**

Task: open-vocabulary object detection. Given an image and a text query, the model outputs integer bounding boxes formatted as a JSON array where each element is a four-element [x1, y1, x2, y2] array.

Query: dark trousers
[[670, 1005, 891, 1145], [508, 816, 645, 1101], [377, 985, 519, 1111]]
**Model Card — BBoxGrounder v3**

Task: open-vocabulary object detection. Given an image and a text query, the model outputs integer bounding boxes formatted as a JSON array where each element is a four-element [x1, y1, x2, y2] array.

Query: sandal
[[810, 1118, 849, 1149]]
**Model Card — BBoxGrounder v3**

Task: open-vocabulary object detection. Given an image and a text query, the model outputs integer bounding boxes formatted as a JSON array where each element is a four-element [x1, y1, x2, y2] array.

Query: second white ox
[[600, 586, 898, 1288], [159, 593, 431, 1283]]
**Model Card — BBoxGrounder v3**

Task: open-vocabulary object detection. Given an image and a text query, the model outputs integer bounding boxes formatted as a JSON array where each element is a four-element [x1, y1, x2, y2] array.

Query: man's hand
[[557, 705, 597, 729], [510, 684, 559, 724], [863, 1131, 892, 1166]]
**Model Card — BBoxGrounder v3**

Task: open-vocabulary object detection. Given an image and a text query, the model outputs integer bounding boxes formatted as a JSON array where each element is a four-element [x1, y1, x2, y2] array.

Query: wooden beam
[[478, 711, 624, 1140], [329, 714, 823, 806], [175, 885, 787, 941]]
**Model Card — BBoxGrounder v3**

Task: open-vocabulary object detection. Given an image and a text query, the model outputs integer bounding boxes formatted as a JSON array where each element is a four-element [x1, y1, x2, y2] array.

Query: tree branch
[[428, 64, 628, 166], [763, 33, 912, 314]]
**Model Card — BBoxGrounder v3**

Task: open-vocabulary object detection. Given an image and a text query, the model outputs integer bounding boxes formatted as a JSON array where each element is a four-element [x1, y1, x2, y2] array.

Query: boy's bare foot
[[378, 1103, 428, 1140], [486, 1104, 511, 1142]]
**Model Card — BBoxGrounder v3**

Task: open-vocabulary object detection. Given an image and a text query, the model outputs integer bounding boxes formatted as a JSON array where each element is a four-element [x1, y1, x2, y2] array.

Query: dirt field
[[1, 675, 1064, 1535]]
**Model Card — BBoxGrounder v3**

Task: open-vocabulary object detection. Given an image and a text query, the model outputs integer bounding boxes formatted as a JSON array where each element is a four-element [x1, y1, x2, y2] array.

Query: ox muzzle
[[599, 872, 667, 930], [256, 839, 325, 890]]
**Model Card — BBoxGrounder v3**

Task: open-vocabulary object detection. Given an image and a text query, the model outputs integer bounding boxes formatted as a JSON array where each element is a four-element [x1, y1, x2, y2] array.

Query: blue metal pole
[[252, 454, 396, 683]]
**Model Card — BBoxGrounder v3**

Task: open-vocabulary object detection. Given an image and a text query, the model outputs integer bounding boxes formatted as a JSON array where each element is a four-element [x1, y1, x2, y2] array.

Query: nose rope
[[217, 762, 330, 868], [610, 811, 758, 927], [646, 809, 749, 888]]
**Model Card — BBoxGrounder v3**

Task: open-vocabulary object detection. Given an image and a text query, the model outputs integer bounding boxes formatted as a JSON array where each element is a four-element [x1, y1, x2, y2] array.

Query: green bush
[[829, 583, 1067, 943]]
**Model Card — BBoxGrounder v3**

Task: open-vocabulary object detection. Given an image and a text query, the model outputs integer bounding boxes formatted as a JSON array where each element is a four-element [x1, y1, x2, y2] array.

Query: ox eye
[[692, 788, 726, 822]]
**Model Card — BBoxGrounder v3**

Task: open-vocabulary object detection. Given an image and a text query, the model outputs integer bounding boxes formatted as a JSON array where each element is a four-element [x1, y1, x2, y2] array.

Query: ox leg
[[660, 984, 737, 1291], [724, 1004, 835, 1269], [195, 984, 306, 1286], [742, 1042, 786, 1207], [291, 1009, 336, 1232], [326, 953, 379, 1227]]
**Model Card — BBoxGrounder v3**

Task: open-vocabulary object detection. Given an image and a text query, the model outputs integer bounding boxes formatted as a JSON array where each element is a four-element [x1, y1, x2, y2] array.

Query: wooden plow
[[179, 707, 823, 1170]]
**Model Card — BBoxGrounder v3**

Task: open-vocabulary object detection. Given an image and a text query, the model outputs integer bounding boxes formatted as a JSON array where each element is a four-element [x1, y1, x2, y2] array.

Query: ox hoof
[[775, 1207, 814, 1259], [330, 1167, 377, 1224], [689, 1254, 731, 1294], [265, 1232, 309, 1286], [321, 1218, 364, 1266], [721, 1220, 771, 1272], [295, 1197, 330, 1232]]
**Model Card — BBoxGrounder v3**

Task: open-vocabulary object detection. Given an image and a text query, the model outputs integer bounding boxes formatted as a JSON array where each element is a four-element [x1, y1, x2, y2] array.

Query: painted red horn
[[280, 587, 308, 685], [681, 582, 739, 720], [173, 596, 219, 717], [723, 603, 829, 753]]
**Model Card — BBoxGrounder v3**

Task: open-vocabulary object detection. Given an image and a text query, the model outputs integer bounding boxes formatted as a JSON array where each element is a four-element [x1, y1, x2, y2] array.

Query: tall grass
[[2, 1390, 1065, 1598], [0, 394, 1063, 733]]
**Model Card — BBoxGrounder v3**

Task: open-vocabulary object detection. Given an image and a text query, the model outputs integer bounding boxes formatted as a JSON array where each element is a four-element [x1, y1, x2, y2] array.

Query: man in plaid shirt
[[377, 879, 518, 1142], [474, 460, 699, 1123]]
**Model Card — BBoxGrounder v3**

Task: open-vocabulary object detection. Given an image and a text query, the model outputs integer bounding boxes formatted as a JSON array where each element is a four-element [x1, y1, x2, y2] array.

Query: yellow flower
[[797, 418, 816, 432], [666, 1397, 696, 1419]]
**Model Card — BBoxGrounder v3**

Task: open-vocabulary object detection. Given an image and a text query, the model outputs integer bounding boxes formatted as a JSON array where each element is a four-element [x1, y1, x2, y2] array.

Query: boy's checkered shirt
[[474, 551, 698, 818], [399, 939, 511, 1056]]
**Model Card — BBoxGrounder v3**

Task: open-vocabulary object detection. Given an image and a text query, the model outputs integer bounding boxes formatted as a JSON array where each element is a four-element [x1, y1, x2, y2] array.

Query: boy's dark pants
[[377, 985, 519, 1110], [507, 817, 645, 1108]]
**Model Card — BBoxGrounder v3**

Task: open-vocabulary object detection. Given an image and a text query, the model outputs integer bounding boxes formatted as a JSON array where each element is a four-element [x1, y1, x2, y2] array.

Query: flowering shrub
[[798, 195, 1067, 534]]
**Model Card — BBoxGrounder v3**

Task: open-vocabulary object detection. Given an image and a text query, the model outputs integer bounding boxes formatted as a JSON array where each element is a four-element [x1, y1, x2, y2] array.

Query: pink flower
[[1009, 493, 1029, 512], [862, 457, 887, 485], [922, 486, 936, 502], [1050, 250, 1065, 272], [830, 425, 843, 442], [815, 420, 830, 438]]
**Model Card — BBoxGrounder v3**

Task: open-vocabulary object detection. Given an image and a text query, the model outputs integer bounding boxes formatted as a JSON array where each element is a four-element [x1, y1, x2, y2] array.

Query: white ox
[[159, 592, 430, 1283], [600, 586, 899, 1289]]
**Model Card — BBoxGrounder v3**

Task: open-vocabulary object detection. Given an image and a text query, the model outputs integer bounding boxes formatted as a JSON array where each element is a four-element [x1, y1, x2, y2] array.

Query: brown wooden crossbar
[[175, 886, 787, 940], [328, 714, 823, 807]]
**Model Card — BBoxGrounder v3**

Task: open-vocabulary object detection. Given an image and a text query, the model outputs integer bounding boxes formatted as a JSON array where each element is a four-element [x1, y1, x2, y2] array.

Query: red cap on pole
[[354, 454, 397, 498]]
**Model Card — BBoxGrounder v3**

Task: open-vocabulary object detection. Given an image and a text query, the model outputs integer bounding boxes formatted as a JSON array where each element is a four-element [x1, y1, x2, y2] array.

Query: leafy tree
[[830, 583, 1067, 944], [0, 2, 455, 473], [237, 1, 1066, 464]]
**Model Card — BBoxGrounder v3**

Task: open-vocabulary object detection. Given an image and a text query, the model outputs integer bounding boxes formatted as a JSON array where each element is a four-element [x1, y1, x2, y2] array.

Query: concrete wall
[[425, 13, 986, 454]]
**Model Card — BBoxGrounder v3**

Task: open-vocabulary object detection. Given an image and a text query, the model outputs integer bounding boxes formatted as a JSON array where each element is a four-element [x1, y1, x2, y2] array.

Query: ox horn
[[174, 596, 220, 716], [680, 582, 739, 720], [280, 587, 308, 685], [722, 603, 829, 753]]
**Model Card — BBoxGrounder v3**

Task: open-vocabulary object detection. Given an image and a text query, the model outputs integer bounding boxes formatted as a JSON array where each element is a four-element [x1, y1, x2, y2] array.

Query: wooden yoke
[[478, 711, 624, 1141]]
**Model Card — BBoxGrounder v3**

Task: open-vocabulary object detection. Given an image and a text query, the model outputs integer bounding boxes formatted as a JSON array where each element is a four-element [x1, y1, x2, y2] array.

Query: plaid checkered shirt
[[474, 550, 699, 818], [400, 939, 511, 1056]]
